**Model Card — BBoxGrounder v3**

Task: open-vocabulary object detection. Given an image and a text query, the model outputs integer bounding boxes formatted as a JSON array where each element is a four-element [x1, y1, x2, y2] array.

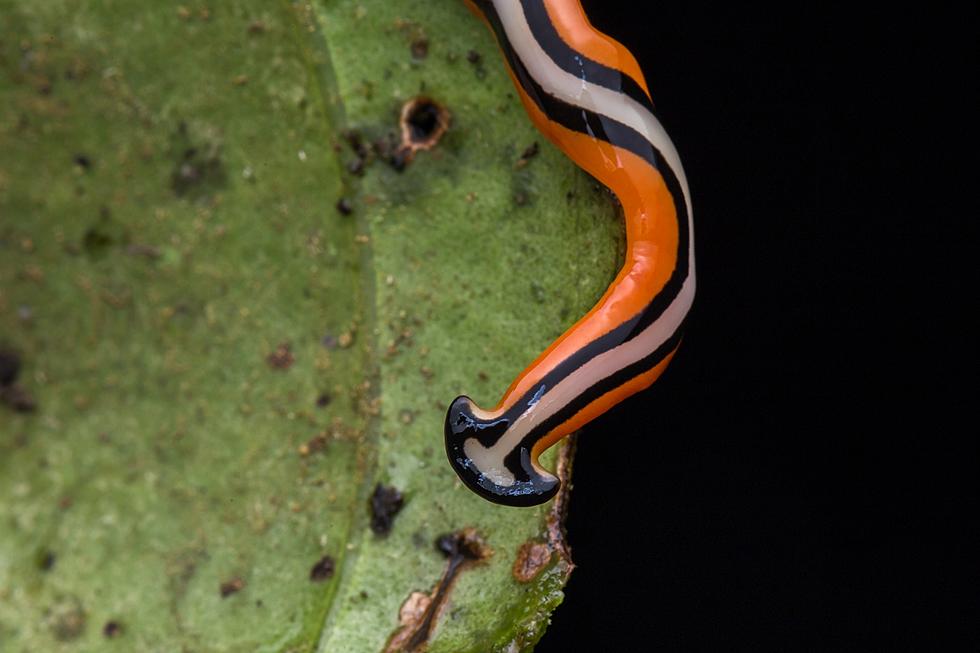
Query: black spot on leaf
[[369, 484, 404, 536]]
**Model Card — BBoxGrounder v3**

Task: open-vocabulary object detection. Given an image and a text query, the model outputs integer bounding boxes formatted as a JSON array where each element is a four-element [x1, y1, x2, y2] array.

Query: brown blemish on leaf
[[512, 540, 553, 583], [369, 483, 404, 536], [102, 620, 123, 638], [310, 555, 335, 582], [338, 330, 354, 348], [384, 529, 492, 652], [219, 577, 245, 597], [515, 142, 539, 169], [394, 18, 428, 62], [298, 432, 328, 457], [353, 380, 381, 418], [410, 37, 429, 60], [266, 342, 294, 369], [392, 97, 450, 170]]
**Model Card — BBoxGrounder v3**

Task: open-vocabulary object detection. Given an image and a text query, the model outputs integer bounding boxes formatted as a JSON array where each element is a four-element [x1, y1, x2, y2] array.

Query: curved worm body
[[446, 0, 695, 506]]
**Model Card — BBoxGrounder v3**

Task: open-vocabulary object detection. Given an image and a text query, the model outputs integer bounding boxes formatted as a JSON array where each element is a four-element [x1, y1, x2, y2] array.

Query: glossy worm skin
[[446, 0, 695, 506]]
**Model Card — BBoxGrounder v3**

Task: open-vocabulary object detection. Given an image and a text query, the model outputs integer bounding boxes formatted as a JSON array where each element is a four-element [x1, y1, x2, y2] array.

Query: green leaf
[[0, 1, 622, 651]]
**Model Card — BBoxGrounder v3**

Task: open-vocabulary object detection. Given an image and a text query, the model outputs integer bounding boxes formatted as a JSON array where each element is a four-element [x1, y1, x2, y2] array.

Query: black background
[[536, 3, 973, 651]]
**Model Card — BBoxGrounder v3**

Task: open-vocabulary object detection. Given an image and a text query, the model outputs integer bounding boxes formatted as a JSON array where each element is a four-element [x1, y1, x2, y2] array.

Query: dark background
[[537, 3, 972, 651]]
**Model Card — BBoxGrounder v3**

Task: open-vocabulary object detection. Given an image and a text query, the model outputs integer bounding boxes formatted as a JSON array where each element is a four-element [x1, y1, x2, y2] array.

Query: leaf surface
[[0, 1, 621, 651]]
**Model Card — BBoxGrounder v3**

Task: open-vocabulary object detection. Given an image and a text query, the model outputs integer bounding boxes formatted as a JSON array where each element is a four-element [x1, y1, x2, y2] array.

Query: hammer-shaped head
[[444, 395, 560, 507]]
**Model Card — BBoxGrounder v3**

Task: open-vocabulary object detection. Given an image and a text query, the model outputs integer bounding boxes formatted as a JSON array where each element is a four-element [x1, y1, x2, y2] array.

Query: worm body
[[446, 0, 695, 506]]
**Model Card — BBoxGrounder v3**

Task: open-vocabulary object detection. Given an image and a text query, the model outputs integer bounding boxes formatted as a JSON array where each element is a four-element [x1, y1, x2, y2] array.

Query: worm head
[[444, 395, 560, 507]]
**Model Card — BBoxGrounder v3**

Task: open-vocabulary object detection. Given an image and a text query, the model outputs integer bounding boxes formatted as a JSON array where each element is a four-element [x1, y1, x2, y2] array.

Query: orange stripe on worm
[[446, 0, 695, 506], [538, 0, 651, 98], [492, 76, 680, 410]]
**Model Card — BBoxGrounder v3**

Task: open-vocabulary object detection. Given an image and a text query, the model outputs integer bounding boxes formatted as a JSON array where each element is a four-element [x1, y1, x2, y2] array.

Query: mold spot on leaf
[[309, 555, 335, 582], [435, 527, 491, 563], [168, 122, 227, 200], [394, 18, 429, 63], [466, 49, 486, 79], [35, 548, 56, 572], [0, 348, 21, 386], [82, 227, 113, 259], [336, 197, 354, 215], [370, 483, 404, 536], [103, 620, 123, 638], [2, 348, 36, 413]]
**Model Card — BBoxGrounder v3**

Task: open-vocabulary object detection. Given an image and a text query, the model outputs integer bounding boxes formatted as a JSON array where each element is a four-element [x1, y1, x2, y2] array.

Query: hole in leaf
[[393, 97, 450, 169]]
